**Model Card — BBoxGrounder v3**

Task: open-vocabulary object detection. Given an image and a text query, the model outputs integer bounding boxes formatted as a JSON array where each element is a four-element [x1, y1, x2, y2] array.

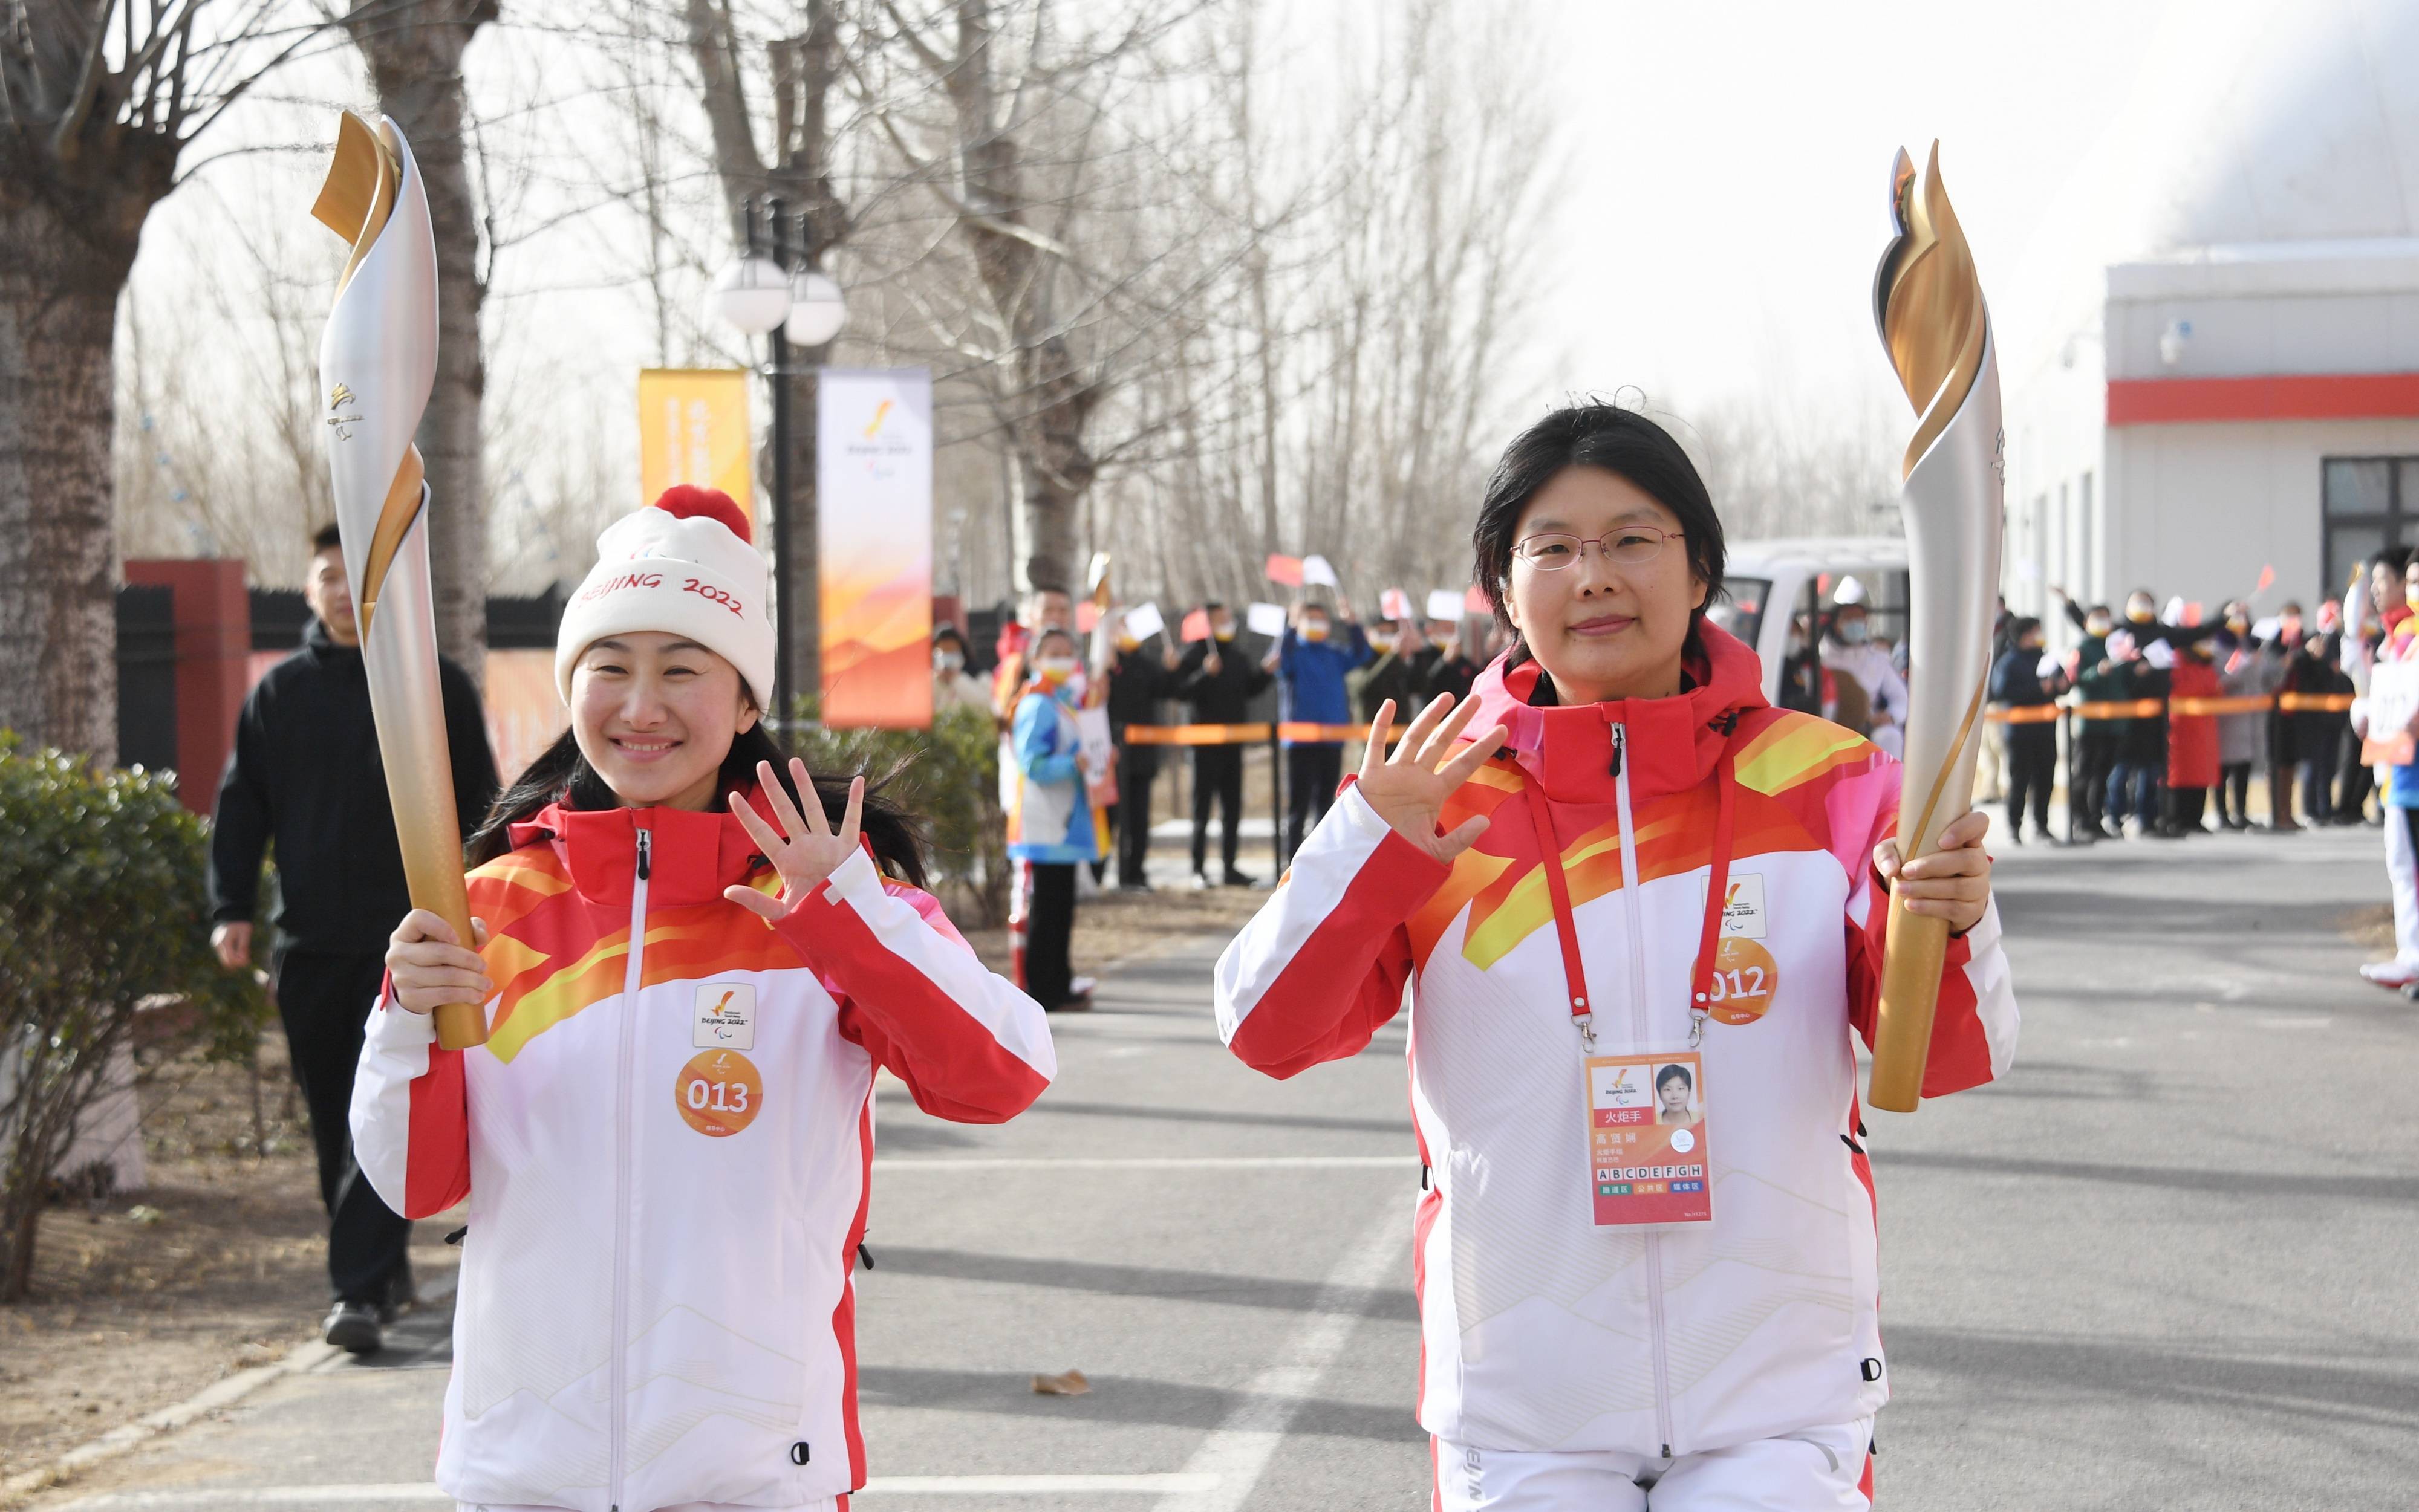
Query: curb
[[0, 1270, 458, 1510]]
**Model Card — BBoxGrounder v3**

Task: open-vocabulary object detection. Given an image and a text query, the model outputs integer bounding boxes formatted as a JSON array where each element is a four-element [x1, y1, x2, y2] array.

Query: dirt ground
[[0, 879, 1265, 1487]]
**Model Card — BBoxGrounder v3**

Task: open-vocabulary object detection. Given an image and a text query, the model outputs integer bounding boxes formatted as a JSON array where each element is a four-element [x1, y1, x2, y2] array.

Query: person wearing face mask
[[367, 488, 1053, 1511], [2213, 601, 2279, 830], [2166, 637, 2222, 835], [1270, 597, 1374, 868], [1216, 402, 2013, 1512], [1425, 620, 1486, 707], [1008, 628, 1102, 1010], [1176, 602, 1275, 886], [931, 624, 989, 715], [1820, 601, 1909, 759], [1359, 617, 1436, 724], [2285, 619, 2356, 826], [992, 586, 1078, 725], [1988, 616, 2067, 843]]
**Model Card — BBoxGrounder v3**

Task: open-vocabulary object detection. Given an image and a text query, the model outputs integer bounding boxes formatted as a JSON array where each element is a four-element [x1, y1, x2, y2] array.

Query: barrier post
[[2062, 704, 2077, 845], [1269, 724, 1286, 875]]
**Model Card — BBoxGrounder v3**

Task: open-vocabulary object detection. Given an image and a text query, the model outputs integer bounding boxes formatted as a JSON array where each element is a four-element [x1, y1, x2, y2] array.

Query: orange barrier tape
[[1990, 692, 2359, 724], [1276, 721, 1407, 743], [1121, 722, 1274, 747], [2070, 699, 2169, 719], [2169, 695, 2282, 716]]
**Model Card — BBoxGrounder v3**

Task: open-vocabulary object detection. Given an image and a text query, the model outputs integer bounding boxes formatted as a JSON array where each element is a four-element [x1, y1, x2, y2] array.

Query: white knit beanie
[[556, 487, 775, 709]]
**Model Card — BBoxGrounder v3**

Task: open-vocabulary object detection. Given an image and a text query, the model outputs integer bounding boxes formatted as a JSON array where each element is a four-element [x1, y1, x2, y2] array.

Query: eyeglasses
[[1511, 526, 1684, 571]]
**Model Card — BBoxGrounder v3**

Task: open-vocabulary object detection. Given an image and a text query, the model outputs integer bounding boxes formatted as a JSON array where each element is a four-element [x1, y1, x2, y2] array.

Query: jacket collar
[[1463, 623, 1768, 806], [509, 796, 772, 909]]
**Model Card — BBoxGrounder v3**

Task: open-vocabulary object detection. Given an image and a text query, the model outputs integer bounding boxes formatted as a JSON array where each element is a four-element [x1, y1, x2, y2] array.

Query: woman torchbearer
[[1213, 387, 2018, 1506]]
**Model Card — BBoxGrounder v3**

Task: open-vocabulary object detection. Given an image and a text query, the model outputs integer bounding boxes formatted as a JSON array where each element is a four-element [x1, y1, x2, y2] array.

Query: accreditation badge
[[1584, 1052, 1711, 1227]]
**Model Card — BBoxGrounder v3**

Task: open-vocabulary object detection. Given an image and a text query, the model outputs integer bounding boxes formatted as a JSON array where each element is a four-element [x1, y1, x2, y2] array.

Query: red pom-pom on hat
[[652, 485, 751, 544]]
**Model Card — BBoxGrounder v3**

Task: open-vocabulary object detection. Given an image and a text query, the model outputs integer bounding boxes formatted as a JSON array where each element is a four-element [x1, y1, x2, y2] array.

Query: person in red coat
[[2167, 642, 2223, 834]]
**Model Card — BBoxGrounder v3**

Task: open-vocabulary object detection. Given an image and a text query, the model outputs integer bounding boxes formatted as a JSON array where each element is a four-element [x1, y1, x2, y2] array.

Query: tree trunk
[[350, 0, 496, 682], [0, 194, 142, 766]]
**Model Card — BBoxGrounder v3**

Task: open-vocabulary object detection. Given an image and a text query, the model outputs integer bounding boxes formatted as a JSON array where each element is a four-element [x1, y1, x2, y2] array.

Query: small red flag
[[1076, 601, 1100, 632], [2255, 564, 2275, 594], [1180, 607, 1212, 642], [1265, 554, 1304, 587], [1463, 585, 1489, 614], [1381, 588, 1413, 621]]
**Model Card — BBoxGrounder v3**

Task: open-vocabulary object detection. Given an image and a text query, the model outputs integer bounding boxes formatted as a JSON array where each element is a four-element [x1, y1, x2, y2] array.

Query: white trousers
[[1433, 1418, 1874, 1511], [461, 1501, 841, 1511], [2387, 805, 2419, 967]]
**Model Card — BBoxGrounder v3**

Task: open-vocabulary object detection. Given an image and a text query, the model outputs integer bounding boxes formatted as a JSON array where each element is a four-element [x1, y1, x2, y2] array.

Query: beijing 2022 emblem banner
[[816, 368, 934, 728]]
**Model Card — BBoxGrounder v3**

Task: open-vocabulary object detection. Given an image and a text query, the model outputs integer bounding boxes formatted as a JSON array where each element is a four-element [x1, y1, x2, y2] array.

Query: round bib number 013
[[676, 1049, 764, 1137]]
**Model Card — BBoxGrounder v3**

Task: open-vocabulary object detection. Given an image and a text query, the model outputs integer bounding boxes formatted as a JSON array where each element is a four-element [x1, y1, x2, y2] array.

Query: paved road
[[31, 824, 2419, 1511]]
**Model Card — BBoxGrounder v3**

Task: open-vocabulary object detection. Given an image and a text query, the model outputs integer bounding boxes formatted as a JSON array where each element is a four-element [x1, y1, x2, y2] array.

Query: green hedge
[[0, 737, 270, 1300]]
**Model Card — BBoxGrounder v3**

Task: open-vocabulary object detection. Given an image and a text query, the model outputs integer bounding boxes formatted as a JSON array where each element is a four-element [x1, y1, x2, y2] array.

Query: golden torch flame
[[1875, 143, 1989, 481]]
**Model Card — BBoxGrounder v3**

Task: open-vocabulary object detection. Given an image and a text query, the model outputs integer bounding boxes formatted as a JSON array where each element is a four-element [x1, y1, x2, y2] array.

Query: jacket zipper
[[1610, 724, 1678, 1460], [608, 825, 652, 1512]]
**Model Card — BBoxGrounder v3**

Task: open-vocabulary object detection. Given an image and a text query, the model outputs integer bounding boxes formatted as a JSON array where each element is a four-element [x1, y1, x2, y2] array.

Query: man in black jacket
[[209, 524, 498, 1355], [1174, 600, 1272, 887], [1105, 626, 1180, 889]]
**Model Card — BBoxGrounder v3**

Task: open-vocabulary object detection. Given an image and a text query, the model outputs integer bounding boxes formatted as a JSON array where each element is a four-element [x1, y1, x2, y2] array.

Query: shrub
[[788, 702, 1008, 926], [0, 737, 269, 1301]]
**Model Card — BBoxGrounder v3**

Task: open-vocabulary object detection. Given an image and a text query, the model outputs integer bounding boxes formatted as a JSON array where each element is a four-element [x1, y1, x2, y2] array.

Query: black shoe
[[324, 1300, 382, 1356], [2031, 826, 2059, 845], [1221, 869, 1257, 887], [2006, 828, 2023, 845]]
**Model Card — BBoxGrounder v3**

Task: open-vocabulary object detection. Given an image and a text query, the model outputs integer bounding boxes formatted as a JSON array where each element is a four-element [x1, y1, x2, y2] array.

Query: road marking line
[[877, 1155, 1409, 1170], [1154, 1205, 1405, 1512], [57, 1473, 1220, 1507]]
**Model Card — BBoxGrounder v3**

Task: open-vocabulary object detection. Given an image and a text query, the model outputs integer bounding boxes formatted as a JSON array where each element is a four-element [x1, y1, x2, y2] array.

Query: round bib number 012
[[1706, 937, 1779, 1025]]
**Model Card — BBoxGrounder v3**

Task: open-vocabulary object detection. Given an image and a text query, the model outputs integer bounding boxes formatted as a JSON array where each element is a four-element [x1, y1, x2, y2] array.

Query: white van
[[1703, 536, 1912, 707]]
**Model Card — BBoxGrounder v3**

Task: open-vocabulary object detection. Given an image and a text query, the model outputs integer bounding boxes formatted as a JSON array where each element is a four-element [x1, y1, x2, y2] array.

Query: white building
[[2004, 0, 2419, 634]]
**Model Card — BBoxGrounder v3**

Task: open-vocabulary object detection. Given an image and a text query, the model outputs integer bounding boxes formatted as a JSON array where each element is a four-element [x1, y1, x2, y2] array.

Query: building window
[[2322, 456, 2419, 600]]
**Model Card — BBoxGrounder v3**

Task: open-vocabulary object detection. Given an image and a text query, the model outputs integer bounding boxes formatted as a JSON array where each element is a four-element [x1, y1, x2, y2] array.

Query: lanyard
[[1519, 732, 1739, 1053]]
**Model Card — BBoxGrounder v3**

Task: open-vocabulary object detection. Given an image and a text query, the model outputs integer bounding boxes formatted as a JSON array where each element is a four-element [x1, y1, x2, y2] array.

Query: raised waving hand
[[725, 758, 866, 918], [1353, 693, 1505, 865]]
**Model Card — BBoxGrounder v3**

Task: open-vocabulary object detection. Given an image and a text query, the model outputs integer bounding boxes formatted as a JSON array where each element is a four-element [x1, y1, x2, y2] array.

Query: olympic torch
[[1866, 144, 2001, 1112], [312, 112, 487, 1051]]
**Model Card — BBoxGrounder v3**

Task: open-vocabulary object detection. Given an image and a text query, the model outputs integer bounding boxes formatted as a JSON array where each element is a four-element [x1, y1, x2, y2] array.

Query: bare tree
[[341, 0, 498, 678], [680, 0, 848, 701], [1, 1, 327, 762]]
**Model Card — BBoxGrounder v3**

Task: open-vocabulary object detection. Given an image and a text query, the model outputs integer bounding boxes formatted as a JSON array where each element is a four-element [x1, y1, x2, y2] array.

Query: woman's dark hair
[[2008, 615, 2043, 641], [933, 623, 968, 654], [1656, 1062, 1693, 1091], [1471, 402, 1727, 666], [466, 722, 926, 888]]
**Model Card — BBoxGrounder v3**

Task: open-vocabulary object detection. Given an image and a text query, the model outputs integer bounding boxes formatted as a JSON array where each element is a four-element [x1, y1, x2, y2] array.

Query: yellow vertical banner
[[818, 368, 934, 728], [637, 369, 755, 523]]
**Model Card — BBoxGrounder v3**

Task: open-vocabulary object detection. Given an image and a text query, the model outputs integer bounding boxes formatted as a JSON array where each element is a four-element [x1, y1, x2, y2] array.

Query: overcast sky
[[1524, 0, 2181, 415]]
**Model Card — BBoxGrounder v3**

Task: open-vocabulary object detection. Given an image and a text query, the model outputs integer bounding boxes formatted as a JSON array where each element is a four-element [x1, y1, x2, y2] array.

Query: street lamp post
[[706, 196, 848, 727]]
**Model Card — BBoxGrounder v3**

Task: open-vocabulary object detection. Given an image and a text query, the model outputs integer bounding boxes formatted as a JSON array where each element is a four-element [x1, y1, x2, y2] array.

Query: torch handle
[[1867, 889, 1949, 1111], [411, 862, 489, 1051]]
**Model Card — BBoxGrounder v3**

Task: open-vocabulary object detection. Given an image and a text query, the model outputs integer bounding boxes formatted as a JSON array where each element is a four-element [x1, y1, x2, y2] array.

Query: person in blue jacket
[[1269, 597, 1373, 866], [1008, 627, 1101, 1010]]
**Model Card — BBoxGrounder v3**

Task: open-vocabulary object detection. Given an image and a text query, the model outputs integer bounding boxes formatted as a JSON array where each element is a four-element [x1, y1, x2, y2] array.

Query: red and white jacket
[[350, 798, 1053, 1512], [1214, 629, 2017, 1458]]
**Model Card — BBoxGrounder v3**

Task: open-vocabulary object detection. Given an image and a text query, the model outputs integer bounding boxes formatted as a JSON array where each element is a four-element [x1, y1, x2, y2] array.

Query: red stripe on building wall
[[2107, 372, 2419, 426]]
